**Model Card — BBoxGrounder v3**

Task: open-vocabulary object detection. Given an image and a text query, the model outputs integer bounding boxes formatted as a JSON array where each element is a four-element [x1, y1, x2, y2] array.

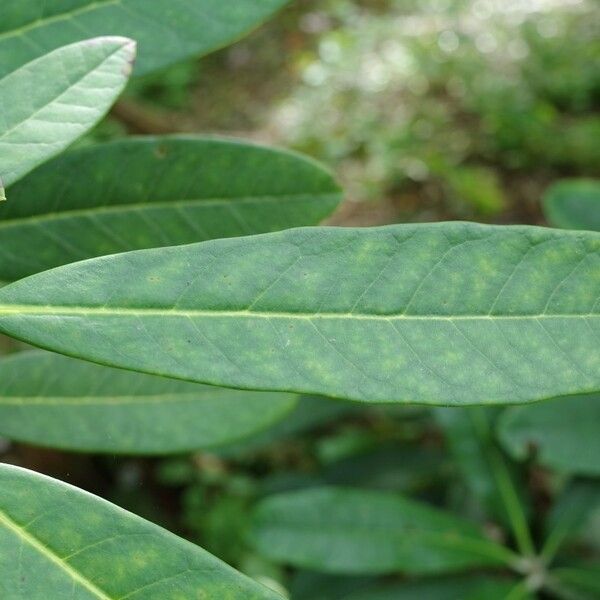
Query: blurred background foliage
[[93, 0, 599, 224], [3, 0, 599, 596]]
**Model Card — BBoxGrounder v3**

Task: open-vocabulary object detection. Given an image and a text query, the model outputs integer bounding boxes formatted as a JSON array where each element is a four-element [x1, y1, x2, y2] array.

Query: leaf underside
[[0, 222, 598, 405], [0, 351, 296, 454], [0, 37, 135, 189], [0, 464, 282, 599]]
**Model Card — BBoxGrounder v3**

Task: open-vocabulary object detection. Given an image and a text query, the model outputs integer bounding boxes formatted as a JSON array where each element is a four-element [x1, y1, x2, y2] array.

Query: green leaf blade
[[498, 395, 600, 476], [0, 464, 282, 599], [0, 351, 296, 454], [0, 136, 342, 280], [0, 0, 289, 78], [248, 487, 515, 575], [0, 37, 135, 189], [543, 179, 600, 232], [0, 223, 598, 405]]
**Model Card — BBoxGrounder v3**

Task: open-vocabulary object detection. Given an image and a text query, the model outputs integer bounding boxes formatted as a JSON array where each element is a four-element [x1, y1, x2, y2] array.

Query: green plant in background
[[270, 0, 599, 218], [0, 2, 599, 600]]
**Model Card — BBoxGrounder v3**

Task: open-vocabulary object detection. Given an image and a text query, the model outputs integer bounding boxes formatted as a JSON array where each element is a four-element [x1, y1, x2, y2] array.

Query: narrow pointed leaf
[[497, 395, 600, 476], [0, 351, 296, 454], [543, 179, 600, 232], [345, 577, 527, 600], [542, 480, 600, 562], [0, 0, 289, 78], [549, 564, 600, 600], [0, 465, 282, 599], [291, 573, 522, 600], [435, 407, 532, 552], [0, 37, 135, 189], [248, 487, 516, 575], [0, 223, 598, 405], [0, 136, 342, 280]]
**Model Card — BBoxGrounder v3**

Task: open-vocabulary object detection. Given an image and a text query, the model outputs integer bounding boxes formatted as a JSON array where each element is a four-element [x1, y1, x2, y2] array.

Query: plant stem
[[470, 408, 536, 557]]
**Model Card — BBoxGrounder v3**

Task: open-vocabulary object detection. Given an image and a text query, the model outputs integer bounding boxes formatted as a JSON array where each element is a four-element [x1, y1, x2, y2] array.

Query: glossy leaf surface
[[0, 223, 598, 405], [249, 487, 515, 575], [0, 37, 134, 189], [0, 136, 341, 280], [0, 0, 289, 78], [0, 351, 296, 454], [498, 395, 600, 476], [543, 179, 600, 232], [0, 464, 282, 599]]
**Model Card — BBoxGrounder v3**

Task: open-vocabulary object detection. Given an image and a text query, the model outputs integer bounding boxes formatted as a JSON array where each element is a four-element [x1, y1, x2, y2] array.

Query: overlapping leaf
[[543, 179, 600, 232], [291, 572, 525, 600], [498, 395, 600, 476], [542, 480, 600, 562], [0, 0, 289, 78], [0, 223, 597, 405], [0, 136, 341, 280], [248, 487, 516, 575], [435, 407, 532, 553], [0, 351, 296, 454], [0, 464, 282, 599], [0, 37, 135, 190]]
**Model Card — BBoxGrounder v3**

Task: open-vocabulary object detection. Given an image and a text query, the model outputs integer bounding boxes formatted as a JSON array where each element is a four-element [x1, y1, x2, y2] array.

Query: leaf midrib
[[0, 393, 202, 406], [0, 193, 340, 229], [0, 42, 130, 143], [0, 508, 112, 599], [0, 1, 121, 42], [0, 305, 596, 320]]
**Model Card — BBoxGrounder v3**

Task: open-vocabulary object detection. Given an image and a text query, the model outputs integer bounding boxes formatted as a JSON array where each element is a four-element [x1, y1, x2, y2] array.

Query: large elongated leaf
[[248, 487, 516, 575], [0, 351, 296, 454], [0, 0, 289, 78], [0, 464, 282, 599], [543, 179, 600, 232], [0, 37, 135, 190], [0, 136, 341, 280], [497, 395, 600, 476], [0, 223, 598, 405]]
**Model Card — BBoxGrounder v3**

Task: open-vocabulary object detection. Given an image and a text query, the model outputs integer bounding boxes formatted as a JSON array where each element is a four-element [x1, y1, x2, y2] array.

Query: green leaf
[[321, 442, 446, 493], [345, 576, 527, 600], [0, 136, 342, 280], [0, 350, 296, 454], [291, 573, 522, 600], [543, 179, 600, 232], [216, 395, 354, 457], [497, 395, 600, 476], [435, 408, 533, 555], [0, 223, 598, 405], [541, 480, 600, 563], [548, 564, 600, 600], [0, 464, 283, 599], [248, 487, 516, 575], [0, 37, 135, 190], [0, 0, 289, 78]]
